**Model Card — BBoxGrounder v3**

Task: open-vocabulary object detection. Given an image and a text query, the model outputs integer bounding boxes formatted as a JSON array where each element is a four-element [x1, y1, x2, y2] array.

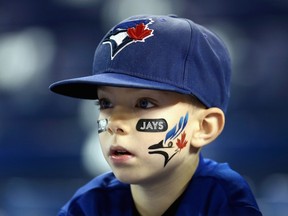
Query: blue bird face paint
[[148, 112, 189, 167]]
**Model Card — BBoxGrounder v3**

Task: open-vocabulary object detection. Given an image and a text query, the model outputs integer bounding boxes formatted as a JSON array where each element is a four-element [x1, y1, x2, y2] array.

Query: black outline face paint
[[148, 112, 189, 167], [136, 118, 168, 132], [97, 119, 108, 134]]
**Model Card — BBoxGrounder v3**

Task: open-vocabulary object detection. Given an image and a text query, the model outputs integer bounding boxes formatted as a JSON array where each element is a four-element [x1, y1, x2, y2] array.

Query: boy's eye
[[136, 98, 155, 109], [98, 98, 112, 109]]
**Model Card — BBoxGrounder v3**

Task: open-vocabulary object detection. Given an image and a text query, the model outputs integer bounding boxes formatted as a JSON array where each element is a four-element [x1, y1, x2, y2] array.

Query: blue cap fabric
[[50, 15, 231, 111]]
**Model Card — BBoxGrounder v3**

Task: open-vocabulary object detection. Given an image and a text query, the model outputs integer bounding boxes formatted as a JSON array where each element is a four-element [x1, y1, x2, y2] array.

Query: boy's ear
[[191, 108, 225, 148]]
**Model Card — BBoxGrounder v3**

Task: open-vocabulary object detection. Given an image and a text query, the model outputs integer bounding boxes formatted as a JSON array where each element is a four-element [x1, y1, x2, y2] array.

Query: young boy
[[50, 15, 262, 215]]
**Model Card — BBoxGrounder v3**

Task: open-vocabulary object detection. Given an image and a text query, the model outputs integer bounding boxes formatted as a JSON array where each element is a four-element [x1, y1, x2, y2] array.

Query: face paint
[[148, 112, 189, 167], [136, 118, 168, 132], [97, 118, 108, 134]]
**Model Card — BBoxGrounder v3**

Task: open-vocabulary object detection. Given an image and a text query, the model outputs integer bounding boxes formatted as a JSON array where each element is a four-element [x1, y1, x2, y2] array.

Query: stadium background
[[0, 0, 287, 215]]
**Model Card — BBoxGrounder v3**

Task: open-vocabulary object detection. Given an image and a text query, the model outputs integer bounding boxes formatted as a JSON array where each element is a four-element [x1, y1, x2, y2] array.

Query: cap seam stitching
[[182, 18, 194, 92]]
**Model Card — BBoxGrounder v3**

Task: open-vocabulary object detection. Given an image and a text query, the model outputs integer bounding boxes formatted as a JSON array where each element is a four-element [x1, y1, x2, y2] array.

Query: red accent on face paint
[[176, 131, 188, 150]]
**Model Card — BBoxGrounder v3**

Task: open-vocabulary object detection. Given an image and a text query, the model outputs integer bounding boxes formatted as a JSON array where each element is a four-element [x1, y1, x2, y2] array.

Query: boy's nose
[[107, 125, 125, 135], [106, 108, 132, 135], [107, 119, 129, 135]]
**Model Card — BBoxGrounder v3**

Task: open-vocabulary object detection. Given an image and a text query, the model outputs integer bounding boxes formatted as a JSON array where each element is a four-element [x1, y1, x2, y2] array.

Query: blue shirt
[[58, 154, 262, 215]]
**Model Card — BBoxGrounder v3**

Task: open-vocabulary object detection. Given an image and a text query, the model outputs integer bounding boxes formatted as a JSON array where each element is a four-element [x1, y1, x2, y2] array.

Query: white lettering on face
[[136, 119, 168, 132]]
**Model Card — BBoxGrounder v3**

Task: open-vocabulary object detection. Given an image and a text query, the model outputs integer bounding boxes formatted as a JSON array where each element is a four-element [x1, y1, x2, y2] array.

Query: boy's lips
[[109, 146, 134, 162]]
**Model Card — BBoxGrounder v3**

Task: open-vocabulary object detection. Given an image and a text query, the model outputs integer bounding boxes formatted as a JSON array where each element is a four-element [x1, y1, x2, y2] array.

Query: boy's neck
[[130, 155, 199, 216]]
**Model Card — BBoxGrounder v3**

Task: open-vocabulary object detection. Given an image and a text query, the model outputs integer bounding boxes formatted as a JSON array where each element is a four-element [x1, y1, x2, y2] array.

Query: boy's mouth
[[112, 149, 132, 156], [110, 146, 133, 157], [109, 147, 134, 163]]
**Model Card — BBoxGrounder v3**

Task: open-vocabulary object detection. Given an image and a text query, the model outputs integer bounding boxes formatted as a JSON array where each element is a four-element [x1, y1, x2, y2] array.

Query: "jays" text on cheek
[[136, 119, 168, 132]]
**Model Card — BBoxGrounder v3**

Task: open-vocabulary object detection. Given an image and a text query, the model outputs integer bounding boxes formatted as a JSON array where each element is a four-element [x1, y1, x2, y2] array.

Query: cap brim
[[49, 73, 190, 99]]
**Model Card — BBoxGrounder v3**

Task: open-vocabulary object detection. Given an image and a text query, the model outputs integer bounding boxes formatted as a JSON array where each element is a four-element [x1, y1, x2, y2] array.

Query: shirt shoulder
[[196, 156, 254, 200], [72, 171, 127, 196], [58, 172, 133, 216], [184, 154, 262, 215]]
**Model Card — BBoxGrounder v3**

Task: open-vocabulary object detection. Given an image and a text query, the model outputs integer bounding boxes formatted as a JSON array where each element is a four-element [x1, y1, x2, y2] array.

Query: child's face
[[97, 86, 201, 184]]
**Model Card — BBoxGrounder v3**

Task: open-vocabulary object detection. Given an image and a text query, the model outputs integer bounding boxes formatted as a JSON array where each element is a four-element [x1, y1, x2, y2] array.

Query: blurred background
[[0, 0, 287, 215]]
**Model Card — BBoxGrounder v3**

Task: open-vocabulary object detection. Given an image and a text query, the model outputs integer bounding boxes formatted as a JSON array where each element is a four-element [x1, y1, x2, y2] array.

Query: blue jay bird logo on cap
[[103, 19, 154, 59]]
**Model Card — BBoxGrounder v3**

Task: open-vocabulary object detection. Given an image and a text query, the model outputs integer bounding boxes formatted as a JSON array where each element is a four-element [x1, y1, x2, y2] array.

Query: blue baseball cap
[[50, 15, 231, 112]]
